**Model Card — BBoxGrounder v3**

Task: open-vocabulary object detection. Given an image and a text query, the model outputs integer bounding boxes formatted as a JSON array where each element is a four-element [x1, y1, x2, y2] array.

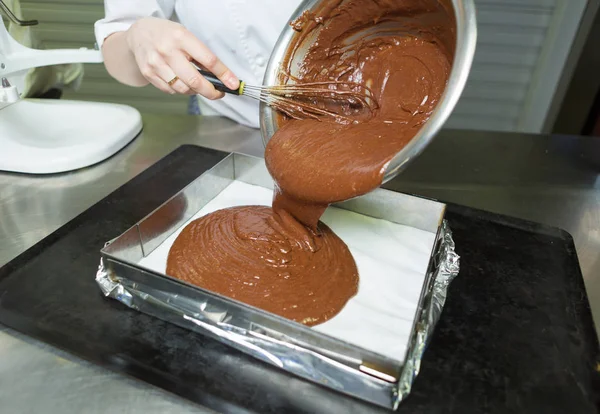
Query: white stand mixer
[[0, 4, 142, 174]]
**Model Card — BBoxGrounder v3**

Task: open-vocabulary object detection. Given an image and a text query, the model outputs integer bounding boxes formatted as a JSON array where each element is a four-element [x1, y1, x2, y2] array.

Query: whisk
[[191, 63, 377, 121]]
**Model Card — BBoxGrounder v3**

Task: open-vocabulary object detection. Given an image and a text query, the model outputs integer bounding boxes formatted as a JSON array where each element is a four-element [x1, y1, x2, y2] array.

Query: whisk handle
[[196, 68, 242, 96]]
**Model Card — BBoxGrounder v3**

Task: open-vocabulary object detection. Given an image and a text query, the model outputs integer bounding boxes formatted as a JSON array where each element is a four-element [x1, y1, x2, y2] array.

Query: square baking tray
[[96, 152, 459, 410]]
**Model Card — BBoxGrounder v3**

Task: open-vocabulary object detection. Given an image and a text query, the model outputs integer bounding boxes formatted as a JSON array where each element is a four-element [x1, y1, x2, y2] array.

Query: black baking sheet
[[0, 145, 598, 414]]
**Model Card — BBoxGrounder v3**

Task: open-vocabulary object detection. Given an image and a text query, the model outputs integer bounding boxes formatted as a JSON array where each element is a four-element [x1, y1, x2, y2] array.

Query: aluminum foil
[[95, 219, 459, 410], [394, 219, 460, 409]]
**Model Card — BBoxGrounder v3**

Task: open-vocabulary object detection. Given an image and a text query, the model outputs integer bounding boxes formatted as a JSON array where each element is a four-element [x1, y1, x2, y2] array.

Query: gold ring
[[167, 76, 179, 86]]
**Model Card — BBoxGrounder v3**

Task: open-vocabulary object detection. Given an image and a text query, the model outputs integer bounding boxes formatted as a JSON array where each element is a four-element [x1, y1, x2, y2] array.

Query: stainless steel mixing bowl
[[260, 0, 477, 183]]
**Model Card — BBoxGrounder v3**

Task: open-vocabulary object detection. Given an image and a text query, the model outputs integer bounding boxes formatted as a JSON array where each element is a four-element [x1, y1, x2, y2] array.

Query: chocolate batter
[[167, 0, 454, 325], [266, 0, 453, 228], [166, 206, 358, 325]]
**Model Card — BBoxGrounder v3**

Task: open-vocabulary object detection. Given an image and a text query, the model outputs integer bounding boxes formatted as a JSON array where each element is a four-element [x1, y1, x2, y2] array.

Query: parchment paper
[[138, 181, 436, 362]]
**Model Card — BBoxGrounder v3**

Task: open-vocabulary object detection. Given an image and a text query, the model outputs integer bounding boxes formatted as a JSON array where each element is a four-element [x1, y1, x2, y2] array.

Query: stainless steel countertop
[[1, 114, 598, 413]]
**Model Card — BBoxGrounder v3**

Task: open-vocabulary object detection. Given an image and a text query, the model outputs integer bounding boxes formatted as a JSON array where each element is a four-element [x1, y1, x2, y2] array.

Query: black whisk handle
[[196, 68, 242, 95]]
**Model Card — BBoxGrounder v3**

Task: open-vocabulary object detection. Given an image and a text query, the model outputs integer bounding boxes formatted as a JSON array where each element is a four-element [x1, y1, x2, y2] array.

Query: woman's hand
[[103, 17, 239, 100]]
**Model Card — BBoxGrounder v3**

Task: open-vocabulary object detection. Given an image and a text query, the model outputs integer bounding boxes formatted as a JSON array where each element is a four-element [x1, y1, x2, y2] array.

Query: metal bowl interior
[[259, 0, 477, 183]]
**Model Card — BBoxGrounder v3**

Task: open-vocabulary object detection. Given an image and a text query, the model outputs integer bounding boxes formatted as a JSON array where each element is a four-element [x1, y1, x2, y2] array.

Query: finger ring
[[167, 76, 179, 86]]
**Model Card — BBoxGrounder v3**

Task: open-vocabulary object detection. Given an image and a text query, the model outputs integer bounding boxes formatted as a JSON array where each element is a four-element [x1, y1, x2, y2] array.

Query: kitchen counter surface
[[1, 114, 598, 413]]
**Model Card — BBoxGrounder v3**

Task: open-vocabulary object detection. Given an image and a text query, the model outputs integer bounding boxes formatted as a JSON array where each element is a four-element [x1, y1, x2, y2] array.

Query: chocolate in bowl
[[260, 0, 477, 184]]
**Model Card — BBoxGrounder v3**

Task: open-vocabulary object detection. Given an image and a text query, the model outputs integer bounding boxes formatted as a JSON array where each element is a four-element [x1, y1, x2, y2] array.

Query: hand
[[125, 17, 239, 99]]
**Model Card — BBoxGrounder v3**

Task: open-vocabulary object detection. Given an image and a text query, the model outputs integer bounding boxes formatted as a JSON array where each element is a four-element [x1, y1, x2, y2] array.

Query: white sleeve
[[94, 0, 176, 48]]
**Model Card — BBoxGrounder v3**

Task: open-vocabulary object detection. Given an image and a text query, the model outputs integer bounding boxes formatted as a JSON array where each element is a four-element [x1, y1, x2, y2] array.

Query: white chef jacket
[[95, 0, 301, 128]]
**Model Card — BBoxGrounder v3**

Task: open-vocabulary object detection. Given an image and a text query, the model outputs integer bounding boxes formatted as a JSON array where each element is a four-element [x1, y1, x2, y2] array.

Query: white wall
[[445, 0, 591, 132]]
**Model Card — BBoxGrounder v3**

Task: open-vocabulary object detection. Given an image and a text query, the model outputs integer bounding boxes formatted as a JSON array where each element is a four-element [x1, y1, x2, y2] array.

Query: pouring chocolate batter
[[266, 0, 453, 228], [167, 0, 453, 326]]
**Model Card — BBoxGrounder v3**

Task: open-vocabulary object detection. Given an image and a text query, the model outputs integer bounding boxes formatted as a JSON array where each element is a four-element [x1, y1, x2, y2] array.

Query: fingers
[[180, 34, 239, 90], [146, 76, 177, 95], [129, 22, 236, 99], [138, 51, 193, 96], [151, 55, 193, 95], [137, 55, 176, 95], [167, 54, 225, 100]]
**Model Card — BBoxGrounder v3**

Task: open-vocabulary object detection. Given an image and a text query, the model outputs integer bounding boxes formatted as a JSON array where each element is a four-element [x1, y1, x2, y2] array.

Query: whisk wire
[[193, 63, 376, 121]]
